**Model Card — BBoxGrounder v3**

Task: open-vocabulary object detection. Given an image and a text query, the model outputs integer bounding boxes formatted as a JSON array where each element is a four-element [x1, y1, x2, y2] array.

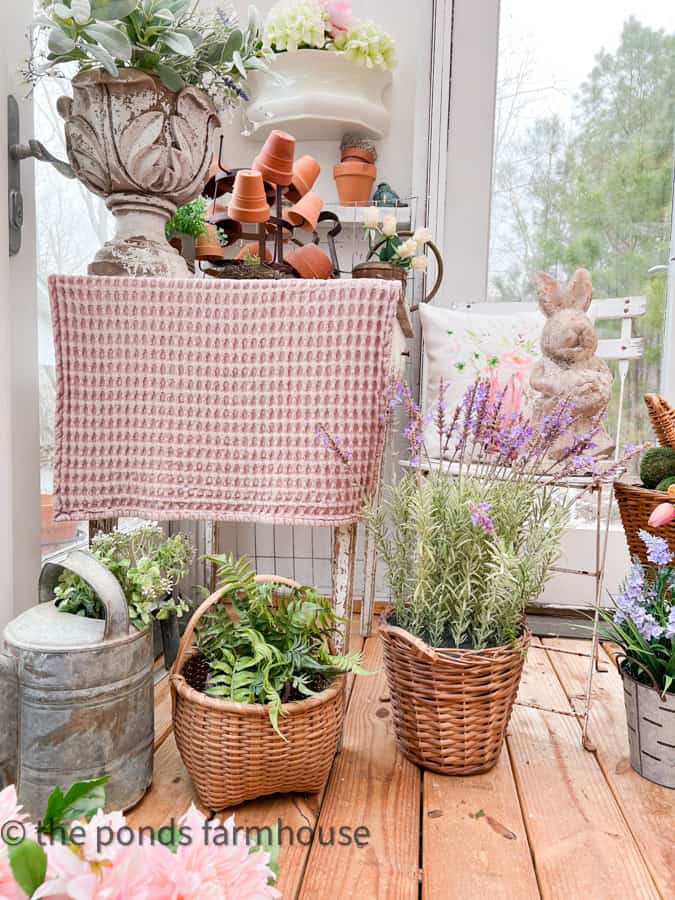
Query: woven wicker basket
[[170, 575, 345, 810], [380, 611, 529, 775], [644, 393, 675, 449], [614, 480, 675, 566], [613, 393, 675, 566]]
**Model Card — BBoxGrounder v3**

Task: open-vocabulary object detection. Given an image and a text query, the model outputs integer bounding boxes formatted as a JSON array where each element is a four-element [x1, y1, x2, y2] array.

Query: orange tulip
[[648, 502, 675, 527]]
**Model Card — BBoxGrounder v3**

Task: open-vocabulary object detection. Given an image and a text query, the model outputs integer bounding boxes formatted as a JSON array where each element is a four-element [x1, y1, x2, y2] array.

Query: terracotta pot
[[286, 155, 321, 203], [334, 161, 376, 205], [341, 146, 376, 165], [236, 242, 273, 262], [195, 224, 224, 261], [352, 261, 407, 287], [57, 68, 220, 277], [40, 494, 78, 545], [286, 244, 334, 279], [228, 170, 270, 224], [287, 192, 324, 231], [253, 129, 296, 186]]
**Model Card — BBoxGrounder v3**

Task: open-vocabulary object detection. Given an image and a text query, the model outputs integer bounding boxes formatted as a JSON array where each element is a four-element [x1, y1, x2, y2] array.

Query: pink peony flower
[[321, 0, 352, 34], [151, 805, 280, 900], [648, 502, 675, 527], [0, 786, 36, 841], [78, 810, 128, 864], [33, 843, 98, 900], [0, 853, 27, 900]]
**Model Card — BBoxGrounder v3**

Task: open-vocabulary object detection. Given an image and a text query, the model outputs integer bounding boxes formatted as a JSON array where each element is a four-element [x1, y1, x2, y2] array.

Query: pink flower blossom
[[321, 0, 352, 34], [151, 805, 280, 900], [0, 853, 26, 900], [498, 350, 533, 373], [0, 786, 35, 841], [33, 843, 98, 900], [78, 810, 127, 864]]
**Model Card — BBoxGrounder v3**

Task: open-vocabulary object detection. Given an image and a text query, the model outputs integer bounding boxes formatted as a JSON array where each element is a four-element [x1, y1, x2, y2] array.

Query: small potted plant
[[601, 527, 675, 788], [29, 1, 271, 276], [53, 524, 194, 631], [352, 209, 431, 287], [245, 0, 396, 139], [165, 197, 209, 270], [321, 379, 640, 775], [170, 554, 365, 809]]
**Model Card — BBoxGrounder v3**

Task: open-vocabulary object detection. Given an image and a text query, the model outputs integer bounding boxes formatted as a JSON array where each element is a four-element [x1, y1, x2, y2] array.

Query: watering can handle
[[39, 549, 129, 641]]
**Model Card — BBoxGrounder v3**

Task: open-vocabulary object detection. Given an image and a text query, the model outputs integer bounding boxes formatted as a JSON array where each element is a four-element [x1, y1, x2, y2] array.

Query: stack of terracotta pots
[[228, 169, 270, 224], [334, 135, 377, 205]]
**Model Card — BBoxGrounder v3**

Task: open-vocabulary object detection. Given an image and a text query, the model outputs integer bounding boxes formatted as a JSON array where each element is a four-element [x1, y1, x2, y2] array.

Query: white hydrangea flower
[[265, 0, 329, 52]]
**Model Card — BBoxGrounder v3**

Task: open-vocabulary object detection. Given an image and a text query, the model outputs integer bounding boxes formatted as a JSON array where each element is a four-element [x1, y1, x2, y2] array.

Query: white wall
[[213, 0, 430, 205]]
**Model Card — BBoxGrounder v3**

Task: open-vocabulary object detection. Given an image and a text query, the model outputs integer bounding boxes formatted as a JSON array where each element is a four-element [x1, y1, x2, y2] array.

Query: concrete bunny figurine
[[530, 268, 613, 460]]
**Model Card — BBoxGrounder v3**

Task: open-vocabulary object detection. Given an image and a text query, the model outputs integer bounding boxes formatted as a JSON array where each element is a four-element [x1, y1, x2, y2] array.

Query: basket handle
[[170, 573, 302, 678], [603, 644, 661, 693], [365, 234, 444, 308], [381, 619, 438, 663]]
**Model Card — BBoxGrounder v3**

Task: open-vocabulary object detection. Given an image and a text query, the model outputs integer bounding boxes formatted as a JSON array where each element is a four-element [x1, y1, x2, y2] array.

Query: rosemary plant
[[320, 377, 643, 651]]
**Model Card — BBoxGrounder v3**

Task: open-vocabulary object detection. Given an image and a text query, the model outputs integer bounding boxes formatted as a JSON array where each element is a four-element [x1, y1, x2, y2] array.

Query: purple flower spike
[[639, 529, 673, 567], [469, 501, 495, 534]]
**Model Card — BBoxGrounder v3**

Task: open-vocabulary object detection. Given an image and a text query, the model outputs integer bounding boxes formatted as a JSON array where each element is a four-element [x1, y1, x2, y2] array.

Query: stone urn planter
[[57, 68, 221, 277]]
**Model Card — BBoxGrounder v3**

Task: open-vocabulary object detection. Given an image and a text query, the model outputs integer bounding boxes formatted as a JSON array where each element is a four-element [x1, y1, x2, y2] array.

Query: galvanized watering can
[[0, 550, 154, 818]]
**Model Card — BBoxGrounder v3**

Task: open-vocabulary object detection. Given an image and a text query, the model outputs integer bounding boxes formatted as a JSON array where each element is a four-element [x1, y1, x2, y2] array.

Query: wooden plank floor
[[131, 623, 675, 899]]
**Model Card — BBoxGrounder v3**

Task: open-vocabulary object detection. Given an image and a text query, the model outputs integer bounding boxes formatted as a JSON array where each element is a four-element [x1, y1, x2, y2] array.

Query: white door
[[0, 7, 40, 628]]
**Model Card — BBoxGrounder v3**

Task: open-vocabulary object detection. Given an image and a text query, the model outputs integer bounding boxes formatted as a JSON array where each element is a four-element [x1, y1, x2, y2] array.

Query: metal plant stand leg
[[580, 482, 614, 751], [332, 523, 357, 655], [360, 417, 391, 637]]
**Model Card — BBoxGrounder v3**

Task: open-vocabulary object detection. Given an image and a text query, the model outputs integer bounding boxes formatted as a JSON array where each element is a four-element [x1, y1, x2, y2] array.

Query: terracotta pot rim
[[341, 147, 376, 164], [334, 161, 377, 177]]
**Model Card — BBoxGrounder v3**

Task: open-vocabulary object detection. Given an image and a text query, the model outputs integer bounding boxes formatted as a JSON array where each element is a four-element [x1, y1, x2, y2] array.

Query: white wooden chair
[[451, 295, 646, 458]]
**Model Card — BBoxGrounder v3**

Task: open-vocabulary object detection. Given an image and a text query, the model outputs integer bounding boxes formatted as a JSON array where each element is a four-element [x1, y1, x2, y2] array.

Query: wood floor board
[[507, 640, 660, 899], [422, 747, 540, 899], [544, 638, 675, 898], [297, 636, 421, 900]]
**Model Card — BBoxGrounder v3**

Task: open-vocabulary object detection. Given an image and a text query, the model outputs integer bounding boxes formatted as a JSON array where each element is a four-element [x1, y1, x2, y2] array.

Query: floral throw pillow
[[419, 303, 546, 459]]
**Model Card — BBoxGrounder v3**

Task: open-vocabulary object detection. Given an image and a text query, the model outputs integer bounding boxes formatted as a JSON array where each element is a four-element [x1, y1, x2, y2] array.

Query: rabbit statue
[[530, 268, 613, 460]]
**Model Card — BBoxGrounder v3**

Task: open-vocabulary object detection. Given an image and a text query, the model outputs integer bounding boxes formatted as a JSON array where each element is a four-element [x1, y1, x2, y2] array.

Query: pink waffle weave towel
[[49, 275, 400, 526]]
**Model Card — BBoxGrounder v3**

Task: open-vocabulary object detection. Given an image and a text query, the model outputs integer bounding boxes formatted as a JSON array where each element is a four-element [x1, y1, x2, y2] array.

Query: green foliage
[[41, 775, 110, 835], [195, 555, 366, 736], [7, 840, 47, 897], [165, 197, 207, 239], [53, 524, 194, 629], [639, 447, 675, 489], [365, 471, 567, 649], [30, 1, 272, 106], [655, 475, 675, 493]]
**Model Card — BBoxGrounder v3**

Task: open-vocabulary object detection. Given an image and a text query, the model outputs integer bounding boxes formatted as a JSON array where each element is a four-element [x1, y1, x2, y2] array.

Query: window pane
[[488, 2, 675, 446], [35, 75, 114, 555]]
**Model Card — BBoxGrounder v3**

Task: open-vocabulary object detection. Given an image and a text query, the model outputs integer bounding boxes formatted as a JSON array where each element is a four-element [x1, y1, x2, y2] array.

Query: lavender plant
[[320, 377, 643, 650], [602, 530, 675, 694]]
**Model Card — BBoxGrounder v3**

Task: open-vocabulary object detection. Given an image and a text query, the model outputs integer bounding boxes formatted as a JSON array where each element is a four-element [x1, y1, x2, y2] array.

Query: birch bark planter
[[244, 50, 391, 141], [621, 665, 675, 788], [57, 68, 220, 277], [380, 611, 529, 775]]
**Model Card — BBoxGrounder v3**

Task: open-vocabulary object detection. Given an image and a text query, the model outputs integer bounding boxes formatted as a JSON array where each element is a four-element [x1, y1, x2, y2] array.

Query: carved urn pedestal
[[57, 68, 220, 277]]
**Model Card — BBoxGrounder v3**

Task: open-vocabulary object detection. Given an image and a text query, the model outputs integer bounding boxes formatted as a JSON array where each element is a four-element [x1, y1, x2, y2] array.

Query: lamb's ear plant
[[29, 1, 272, 106], [53, 524, 195, 628], [195, 554, 367, 736]]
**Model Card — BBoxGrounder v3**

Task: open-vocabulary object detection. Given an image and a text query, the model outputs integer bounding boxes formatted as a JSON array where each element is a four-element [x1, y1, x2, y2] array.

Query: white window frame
[[0, 7, 41, 629]]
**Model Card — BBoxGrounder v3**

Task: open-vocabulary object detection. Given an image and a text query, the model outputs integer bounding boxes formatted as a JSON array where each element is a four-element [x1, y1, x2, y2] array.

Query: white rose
[[411, 254, 428, 270], [396, 238, 417, 259], [413, 227, 432, 245], [363, 206, 379, 229], [381, 215, 398, 237]]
